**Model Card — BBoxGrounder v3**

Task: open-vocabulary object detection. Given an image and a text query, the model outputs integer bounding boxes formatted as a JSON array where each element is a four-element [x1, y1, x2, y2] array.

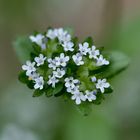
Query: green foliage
[[45, 83, 63, 97], [76, 102, 92, 116], [33, 89, 44, 97], [103, 51, 129, 79], [13, 36, 33, 63], [18, 71, 28, 83], [14, 27, 129, 115]]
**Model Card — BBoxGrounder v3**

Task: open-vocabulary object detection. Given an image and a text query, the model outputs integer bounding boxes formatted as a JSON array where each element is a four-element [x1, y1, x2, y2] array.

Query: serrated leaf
[[13, 36, 33, 63], [33, 90, 44, 97]]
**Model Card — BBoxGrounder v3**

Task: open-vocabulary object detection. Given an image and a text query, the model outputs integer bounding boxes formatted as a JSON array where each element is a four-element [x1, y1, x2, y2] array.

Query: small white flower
[[53, 68, 65, 78], [96, 79, 110, 93], [46, 29, 56, 39], [29, 34, 46, 50], [22, 61, 36, 76], [67, 85, 79, 94], [65, 77, 79, 89], [72, 53, 84, 66], [79, 42, 90, 55], [91, 76, 97, 82], [47, 28, 71, 43], [34, 76, 44, 90], [71, 91, 86, 105], [48, 58, 57, 70], [62, 41, 74, 52], [55, 53, 69, 67], [34, 54, 46, 66], [28, 72, 40, 80], [85, 90, 96, 102], [96, 55, 110, 66], [56, 28, 71, 43], [89, 45, 100, 59], [48, 75, 59, 88]]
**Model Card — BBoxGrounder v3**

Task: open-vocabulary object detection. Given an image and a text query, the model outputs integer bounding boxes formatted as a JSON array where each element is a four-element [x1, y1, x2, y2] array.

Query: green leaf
[[45, 83, 63, 97], [104, 86, 113, 94], [18, 71, 28, 83], [76, 102, 92, 116], [33, 89, 44, 97], [93, 93, 105, 105], [27, 80, 34, 89], [84, 37, 94, 46], [13, 36, 33, 63], [103, 51, 129, 78]]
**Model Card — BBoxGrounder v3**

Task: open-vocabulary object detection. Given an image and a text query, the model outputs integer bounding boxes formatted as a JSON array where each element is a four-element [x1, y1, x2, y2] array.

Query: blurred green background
[[0, 0, 140, 140]]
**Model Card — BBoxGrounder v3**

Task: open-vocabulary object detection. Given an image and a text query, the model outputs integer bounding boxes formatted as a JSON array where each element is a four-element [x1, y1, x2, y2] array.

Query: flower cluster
[[20, 27, 112, 106]]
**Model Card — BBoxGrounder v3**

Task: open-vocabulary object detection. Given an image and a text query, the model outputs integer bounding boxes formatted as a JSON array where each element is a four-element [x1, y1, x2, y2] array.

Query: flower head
[[62, 41, 74, 52], [79, 42, 90, 55], [34, 76, 44, 90], [22, 61, 36, 76], [65, 77, 79, 89], [53, 68, 65, 78], [96, 55, 109, 66], [96, 79, 110, 93], [46, 29, 56, 39], [72, 53, 84, 66], [48, 58, 57, 70], [34, 54, 46, 66], [19, 27, 115, 107], [71, 91, 86, 105], [55, 53, 69, 67], [48, 75, 59, 88], [85, 90, 96, 102], [89, 45, 100, 59], [29, 34, 46, 50]]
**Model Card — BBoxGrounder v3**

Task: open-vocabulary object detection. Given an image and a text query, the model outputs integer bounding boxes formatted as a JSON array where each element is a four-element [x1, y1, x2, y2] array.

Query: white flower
[[48, 58, 57, 70], [47, 28, 71, 43], [67, 85, 79, 94], [46, 29, 56, 39], [96, 55, 109, 66], [34, 76, 44, 90], [22, 61, 36, 76], [34, 54, 46, 66], [55, 53, 69, 67], [28, 72, 40, 80], [29, 34, 46, 50], [71, 91, 86, 105], [79, 42, 90, 55], [62, 41, 74, 52], [85, 90, 96, 102], [72, 53, 84, 66], [53, 68, 65, 78], [89, 45, 100, 59], [47, 75, 59, 88], [65, 77, 79, 89], [91, 76, 97, 82], [56, 28, 71, 43], [96, 79, 110, 93]]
